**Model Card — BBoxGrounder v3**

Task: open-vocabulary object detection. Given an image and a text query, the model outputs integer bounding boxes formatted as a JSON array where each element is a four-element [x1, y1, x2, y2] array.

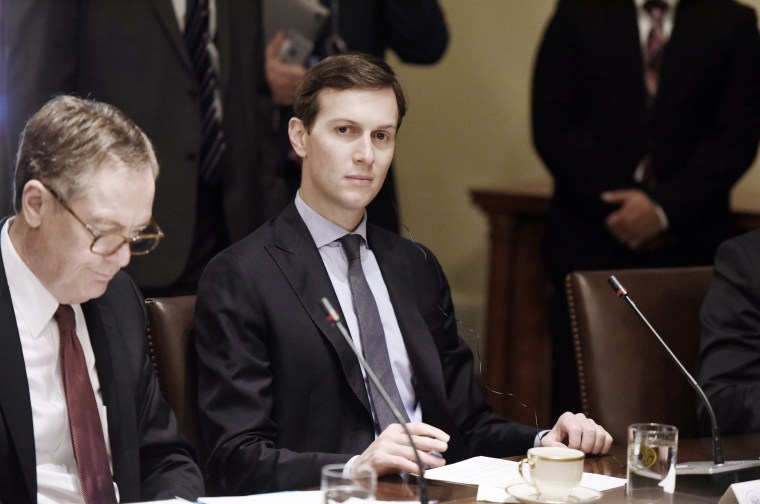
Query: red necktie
[[641, 0, 669, 188], [644, 0, 669, 105], [55, 304, 118, 504]]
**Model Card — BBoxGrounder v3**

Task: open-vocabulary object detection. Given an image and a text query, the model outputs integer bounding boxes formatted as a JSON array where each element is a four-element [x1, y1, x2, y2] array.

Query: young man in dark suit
[[194, 53, 612, 495], [0, 96, 203, 503]]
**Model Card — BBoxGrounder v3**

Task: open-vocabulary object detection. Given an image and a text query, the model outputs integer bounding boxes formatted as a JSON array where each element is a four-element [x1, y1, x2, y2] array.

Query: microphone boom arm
[[607, 276, 724, 466], [320, 297, 430, 504]]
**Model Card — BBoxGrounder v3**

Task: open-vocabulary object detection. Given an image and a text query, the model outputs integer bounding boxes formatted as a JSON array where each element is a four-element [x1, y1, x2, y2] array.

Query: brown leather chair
[[565, 266, 714, 443], [145, 295, 204, 470]]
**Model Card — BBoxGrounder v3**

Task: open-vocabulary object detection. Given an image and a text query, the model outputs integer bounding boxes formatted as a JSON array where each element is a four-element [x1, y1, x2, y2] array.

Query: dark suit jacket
[[194, 202, 539, 494], [0, 238, 203, 503], [697, 229, 760, 435], [312, 0, 448, 62], [532, 0, 760, 277], [0, 0, 287, 290]]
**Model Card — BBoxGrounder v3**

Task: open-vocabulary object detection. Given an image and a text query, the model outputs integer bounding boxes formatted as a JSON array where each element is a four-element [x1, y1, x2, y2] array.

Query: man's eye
[[337, 126, 350, 134]]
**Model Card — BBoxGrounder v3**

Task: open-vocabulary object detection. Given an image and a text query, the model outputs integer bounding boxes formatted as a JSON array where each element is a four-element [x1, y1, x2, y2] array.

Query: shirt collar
[[295, 192, 369, 249], [1, 218, 61, 338]]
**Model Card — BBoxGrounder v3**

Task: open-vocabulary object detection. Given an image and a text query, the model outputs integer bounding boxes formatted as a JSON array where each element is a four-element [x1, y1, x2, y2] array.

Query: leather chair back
[[145, 296, 204, 469], [565, 266, 713, 442]]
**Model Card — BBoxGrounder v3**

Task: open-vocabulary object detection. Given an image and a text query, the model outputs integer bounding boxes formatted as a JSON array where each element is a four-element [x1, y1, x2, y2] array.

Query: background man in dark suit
[[698, 229, 760, 435], [0, 0, 287, 297], [194, 53, 612, 495], [1, 96, 202, 503], [531, 0, 760, 416]]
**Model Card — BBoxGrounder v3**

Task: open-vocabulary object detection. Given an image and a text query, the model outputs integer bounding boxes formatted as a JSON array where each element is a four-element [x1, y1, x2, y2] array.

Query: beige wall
[[387, 0, 760, 329]]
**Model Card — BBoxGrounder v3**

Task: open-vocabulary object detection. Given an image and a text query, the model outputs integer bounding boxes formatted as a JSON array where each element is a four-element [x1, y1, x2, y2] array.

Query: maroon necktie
[[55, 304, 117, 504], [643, 0, 669, 106], [641, 0, 669, 188]]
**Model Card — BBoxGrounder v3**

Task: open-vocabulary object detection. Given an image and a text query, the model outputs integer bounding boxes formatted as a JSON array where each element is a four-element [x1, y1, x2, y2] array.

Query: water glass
[[627, 423, 678, 501], [321, 463, 376, 503]]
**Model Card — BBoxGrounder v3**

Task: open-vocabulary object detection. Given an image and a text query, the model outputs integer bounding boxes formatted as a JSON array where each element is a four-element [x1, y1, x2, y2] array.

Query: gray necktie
[[340, 234, 410, 432]]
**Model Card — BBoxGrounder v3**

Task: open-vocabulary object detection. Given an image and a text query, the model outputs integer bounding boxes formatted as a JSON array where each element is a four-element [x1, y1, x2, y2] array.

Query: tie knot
[[644, 0, 668, 19], [54, 304, 76, 333], [340, 234, 364, 262]]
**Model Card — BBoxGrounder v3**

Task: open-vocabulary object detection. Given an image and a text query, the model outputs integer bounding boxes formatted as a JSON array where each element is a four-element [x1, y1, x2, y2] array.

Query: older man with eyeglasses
[[0, 95, 203, 504]]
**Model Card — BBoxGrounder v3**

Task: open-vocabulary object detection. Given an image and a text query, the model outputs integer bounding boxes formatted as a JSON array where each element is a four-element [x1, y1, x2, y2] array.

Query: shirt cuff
[[535, 430, 551, 447], [342, 455, 360, 477], [653, 203, 669, 230]]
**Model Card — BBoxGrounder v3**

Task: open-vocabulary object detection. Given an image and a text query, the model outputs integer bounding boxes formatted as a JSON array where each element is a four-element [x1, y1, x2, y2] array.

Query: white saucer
[[505, 483, 602, 503]]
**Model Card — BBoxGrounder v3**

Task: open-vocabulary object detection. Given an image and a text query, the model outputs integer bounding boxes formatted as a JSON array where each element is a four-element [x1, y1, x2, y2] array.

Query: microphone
[[320, 297, 431, 504], [608, 275, 760, 475]]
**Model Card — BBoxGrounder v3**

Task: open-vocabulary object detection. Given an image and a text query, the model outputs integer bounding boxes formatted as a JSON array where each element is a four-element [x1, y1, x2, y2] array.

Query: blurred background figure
[[264, 0, 449, 233], [531, 0, 760, 417], [0, 0, 287, 297]]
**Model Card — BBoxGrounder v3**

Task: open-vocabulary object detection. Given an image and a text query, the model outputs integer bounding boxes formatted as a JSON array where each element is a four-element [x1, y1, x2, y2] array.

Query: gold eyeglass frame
[[42, 183, 165, 256]]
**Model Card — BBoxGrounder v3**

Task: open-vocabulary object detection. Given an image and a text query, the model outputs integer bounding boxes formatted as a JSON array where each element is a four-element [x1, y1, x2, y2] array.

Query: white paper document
[[197, 491, 425, 504], [424, 456, 625, 498], [198, 491, 321, 504]]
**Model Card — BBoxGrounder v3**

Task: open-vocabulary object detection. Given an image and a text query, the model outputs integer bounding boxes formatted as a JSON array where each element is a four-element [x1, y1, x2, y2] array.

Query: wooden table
[[376, 435, 760, 503], [471, 184, 760, 425]]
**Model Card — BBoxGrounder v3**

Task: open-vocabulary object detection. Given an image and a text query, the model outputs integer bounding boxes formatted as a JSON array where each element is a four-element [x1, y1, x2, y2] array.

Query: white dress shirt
[[1, 219, 116, 503]]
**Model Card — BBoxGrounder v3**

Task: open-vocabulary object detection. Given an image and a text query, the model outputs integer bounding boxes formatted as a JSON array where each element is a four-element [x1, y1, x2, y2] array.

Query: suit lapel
[[0, 242, 37, 502], [81, 300, 133, 492], [266, 204, 372, 415], [149, 0, 194, 74], [368, 230, 448, 411], [611, 0, 649, 109], [214, 0, 232, 96], [656, 0, 697, 106]]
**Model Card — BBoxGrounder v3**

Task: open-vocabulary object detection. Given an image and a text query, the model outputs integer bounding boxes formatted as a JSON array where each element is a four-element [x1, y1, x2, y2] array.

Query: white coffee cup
[[518, 446, 584, 500]]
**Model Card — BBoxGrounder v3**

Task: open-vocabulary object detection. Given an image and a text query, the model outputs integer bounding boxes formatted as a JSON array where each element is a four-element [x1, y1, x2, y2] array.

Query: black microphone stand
[[609, 275, 760, 475], [320, 298, 431, 504]]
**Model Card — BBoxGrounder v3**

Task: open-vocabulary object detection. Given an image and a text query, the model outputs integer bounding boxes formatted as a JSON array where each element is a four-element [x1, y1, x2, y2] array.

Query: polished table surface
[[375, 435, 760, 503]]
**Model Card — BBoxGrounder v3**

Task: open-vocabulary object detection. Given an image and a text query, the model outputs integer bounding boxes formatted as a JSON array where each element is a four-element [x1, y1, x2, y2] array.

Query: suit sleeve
[[121, 276, 205, 501], [0, 0, 80, 215], [194, 250, 350, 495], [531, 0, 638, 219], [698, 233, 760, 435], [382, 0, 449, 64]]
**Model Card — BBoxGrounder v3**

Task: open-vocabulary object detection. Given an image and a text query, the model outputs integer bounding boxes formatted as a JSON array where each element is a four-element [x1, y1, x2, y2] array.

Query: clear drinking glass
[[627, 423, 678, 502], [321, 463, 377, 504]]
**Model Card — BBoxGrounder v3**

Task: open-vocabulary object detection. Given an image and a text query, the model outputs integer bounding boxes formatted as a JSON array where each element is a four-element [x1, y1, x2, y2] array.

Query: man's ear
[[20, 180, 48, 229], [288, 117, 308, 158]]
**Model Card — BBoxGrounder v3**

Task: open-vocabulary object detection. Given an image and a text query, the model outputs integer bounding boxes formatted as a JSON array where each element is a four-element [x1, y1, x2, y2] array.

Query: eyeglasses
[[43, 184, 164, 256]]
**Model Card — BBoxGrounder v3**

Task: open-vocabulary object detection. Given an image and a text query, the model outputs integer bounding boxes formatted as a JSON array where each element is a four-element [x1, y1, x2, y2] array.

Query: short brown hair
[[293, 53, 407, 132], [13, 95, 158, 212]]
